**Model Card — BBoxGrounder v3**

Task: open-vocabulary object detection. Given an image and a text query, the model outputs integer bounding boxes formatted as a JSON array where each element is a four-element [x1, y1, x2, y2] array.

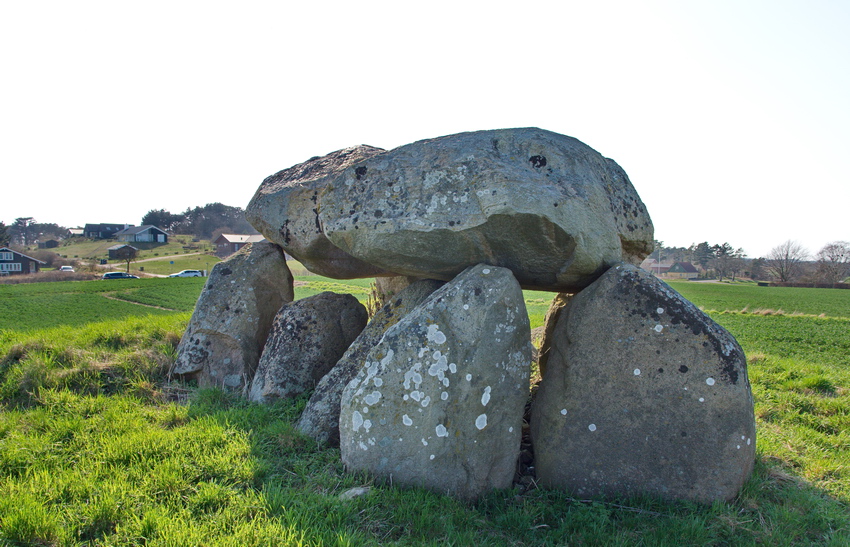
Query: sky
[[2, 0, 848, 259]]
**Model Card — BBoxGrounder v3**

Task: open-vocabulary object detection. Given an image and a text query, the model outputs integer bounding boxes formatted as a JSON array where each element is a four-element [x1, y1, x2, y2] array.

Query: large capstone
[[248, 292, 367, 403], [340, 264, 532, 500], [246, 145, 390, 278], [297, 279, 445, 446], [320, 128, 653, 292], [171, 242, 293, 392], [530, 263, 756, 503]]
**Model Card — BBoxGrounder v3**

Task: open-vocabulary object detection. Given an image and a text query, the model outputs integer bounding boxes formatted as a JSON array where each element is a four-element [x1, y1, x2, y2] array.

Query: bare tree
[[815, 241, 850, 283], [765, 240, 809, 282]]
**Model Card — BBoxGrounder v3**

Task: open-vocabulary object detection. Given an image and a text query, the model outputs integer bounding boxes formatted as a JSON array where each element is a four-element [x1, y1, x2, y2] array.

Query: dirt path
[[101, 293, 177, 311]]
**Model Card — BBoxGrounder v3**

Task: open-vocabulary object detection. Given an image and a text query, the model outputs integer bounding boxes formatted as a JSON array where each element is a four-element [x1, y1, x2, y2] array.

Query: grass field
[[0, 276, 848, 545], [39, 235, 213, 262]]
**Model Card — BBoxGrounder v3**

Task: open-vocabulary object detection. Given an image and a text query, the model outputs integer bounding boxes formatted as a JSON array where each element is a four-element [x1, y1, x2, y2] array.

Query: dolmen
[[173, 127, 755, 503]]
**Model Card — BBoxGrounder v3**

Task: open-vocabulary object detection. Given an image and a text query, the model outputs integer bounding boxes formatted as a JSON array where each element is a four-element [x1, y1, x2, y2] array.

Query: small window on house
[[0, 252, 13, 261], [0, 263, 22, 271]]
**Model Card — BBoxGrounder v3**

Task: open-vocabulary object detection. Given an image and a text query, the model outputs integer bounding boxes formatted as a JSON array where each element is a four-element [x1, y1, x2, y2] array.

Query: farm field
[[668, 280, 850, 318], [41, 235, 213, 261], [0, 276, 848, 545], [129, 254, 221, 276]]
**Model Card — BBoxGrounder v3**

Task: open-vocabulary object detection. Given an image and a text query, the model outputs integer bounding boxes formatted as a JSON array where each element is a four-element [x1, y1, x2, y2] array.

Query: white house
[[115, 225, 168, 243]]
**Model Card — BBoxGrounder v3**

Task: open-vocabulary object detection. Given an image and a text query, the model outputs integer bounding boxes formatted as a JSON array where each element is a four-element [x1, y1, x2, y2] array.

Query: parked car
[[59, 265, 75, 272], [102, 272, 139, 280], [168, 270, 203, 278]]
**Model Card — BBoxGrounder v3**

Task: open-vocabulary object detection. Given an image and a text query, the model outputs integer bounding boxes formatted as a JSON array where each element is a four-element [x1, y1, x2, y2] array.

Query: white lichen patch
[[482, 268, 491, 274], [588, 424, 597, 432], [449, 363, 457, 374], [352, 411, 364, 432], [706, 377, 716, 386], [426, 324, 447, 345], [436, 424, 448, 437], [633, 368, 641, 376], [475, 414, 488, 430], [441, 391, 449, 401], [402, 414, 413, 426], [481, 386, 492, 406], [561, 409, 568, 416], [654, 324, 664, 333], [657, 307, 664, 314], [364, 391, 382, 406], [466, 374, 472, 381]]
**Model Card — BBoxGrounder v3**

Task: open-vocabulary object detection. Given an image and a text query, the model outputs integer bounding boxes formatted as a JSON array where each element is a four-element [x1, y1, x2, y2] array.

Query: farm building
[[640, 258, 673, 276], [108, 244, 139, 260], [0, 247, 46, 275], [37, 239, 60, 249], [115, 225, 168, 243], [214, 234, 266, 257], [84, 223, 132, 239], [665, 262, 700, 279]]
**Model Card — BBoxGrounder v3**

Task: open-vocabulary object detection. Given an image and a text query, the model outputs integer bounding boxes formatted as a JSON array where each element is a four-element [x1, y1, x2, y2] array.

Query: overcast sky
[[2, 0, 848, 258]]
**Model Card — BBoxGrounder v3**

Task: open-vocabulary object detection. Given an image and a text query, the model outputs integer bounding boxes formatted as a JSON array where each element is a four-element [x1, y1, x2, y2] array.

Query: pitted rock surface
[[246, 145, 390, 278], [340, 264, 532, 500], [248, 292, 367, 403], [320, 128, 653, 291], [530, 263, 755, 503], [297, 279, 445, 446], [171, 242, 293, 392]]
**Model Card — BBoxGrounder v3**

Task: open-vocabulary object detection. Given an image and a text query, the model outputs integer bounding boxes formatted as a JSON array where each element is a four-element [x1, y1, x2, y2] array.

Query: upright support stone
[[340, 264, 532, 500], [297, 279, 444, 446], [171, 242, 294, 392], [248, 292, 367, 403], [530, 263, 755, 503]]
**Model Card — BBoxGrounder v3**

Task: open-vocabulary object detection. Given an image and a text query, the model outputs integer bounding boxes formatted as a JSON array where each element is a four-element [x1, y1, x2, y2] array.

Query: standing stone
[[171, 242, 293, 392], [530, 263, 755, 503], [340, 264, 532, 500], [248, 292, 367, 403], [246, 145, 390, 278], [297, 279, 444, 446], [320, 128, 653, 292]]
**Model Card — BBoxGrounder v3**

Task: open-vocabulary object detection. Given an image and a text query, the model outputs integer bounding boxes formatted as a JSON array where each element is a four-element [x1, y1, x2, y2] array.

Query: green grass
[[1, 277, 848, 545], [46, 235, 213, 261], [667, 280, 850, 318], [0, 278, 206, 331], [131, 254, 221, 276]]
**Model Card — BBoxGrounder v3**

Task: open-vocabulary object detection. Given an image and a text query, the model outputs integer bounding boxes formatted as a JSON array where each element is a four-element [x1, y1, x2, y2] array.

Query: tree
[[765, 240, 809, 282], [814, 241, 850, 284], [0, 221, 9, 247], [10, 217, 35, 246], [691, 242, 715, 269], [710, 243, 746, 281], [113, 245, 138, 273], [141, 209, 185, 232]]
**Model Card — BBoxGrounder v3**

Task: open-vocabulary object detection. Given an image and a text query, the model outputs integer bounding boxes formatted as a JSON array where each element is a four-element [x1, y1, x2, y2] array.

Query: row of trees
[[765, 240, 850, 284], [651, 241, 748, 281], [141, 203, 257, 240], [1, 218, 69, 247], [652, 239, 850, 283]]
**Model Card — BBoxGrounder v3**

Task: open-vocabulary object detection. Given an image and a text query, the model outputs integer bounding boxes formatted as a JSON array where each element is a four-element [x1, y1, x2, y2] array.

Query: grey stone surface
[[246, 145, 390, 278], [530, 263, 756, 503], [248, 292, 367, 403], [340, 264, 532, 500], [320, 128, 653, 291], [171, 242, 293, 392], [297, 279, 444, 446]]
